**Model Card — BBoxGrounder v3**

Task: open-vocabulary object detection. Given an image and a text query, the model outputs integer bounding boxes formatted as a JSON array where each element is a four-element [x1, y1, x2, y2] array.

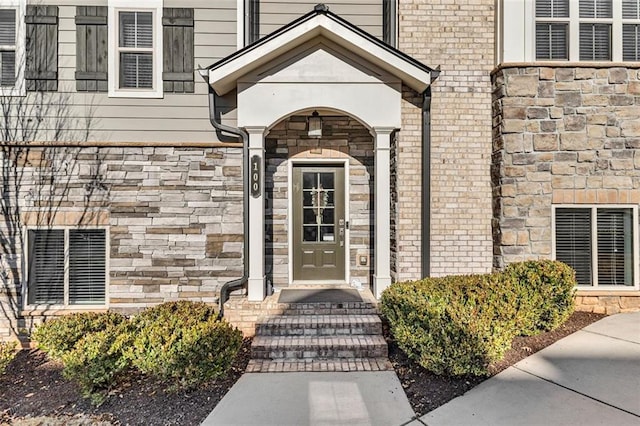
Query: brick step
[[251, 335, 388, 359], [274, 301, 378, 316], [255, 314, 382, 336], [246, 357, 393, 373]]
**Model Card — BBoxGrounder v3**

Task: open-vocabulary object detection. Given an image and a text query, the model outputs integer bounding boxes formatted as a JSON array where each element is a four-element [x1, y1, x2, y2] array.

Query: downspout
[[421, 69, 440, 278], [199, 70, 249, 315]]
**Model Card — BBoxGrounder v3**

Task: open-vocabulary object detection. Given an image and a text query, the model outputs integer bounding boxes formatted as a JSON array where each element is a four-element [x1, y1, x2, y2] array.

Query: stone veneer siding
[[397, 0, 495, 278], [0, 146, 243, 340], [264, 116, 374, 288], [492, 65, 640, 312], [492, 65, 640, 267]]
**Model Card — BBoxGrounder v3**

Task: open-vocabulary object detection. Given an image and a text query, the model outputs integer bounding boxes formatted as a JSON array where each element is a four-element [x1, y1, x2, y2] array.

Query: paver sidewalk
[[416, 312, 640, 426]]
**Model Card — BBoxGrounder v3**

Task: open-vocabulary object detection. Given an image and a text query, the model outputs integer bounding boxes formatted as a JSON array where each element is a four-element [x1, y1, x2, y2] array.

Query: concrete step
[[251, 335, 388, 359], [255, 314, 382, 336], [246, 357, 393, 373]]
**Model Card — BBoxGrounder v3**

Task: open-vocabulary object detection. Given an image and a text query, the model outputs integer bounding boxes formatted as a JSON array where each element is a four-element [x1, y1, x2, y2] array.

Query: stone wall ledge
[[493, 61, 640, 76], [576, 290, 640, 297], [20, 308, 108, 317]]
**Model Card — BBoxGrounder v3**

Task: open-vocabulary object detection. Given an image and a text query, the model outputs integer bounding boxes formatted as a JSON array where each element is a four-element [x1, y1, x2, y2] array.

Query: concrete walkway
[[202, 312, 640, 426], [417, 312, 640, 426]]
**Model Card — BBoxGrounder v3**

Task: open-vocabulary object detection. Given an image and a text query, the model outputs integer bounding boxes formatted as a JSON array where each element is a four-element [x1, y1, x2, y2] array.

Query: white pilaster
[[372, 127, 394, 299], [246, 126, 267, 301]]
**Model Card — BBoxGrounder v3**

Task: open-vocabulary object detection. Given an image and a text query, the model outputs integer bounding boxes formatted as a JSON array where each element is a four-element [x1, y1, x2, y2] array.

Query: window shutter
[[28, 230, 65, 304], [623, 24, 640, 61], [25, 5, 58, 92], [622, 0, 640, 19], [536, 23, 569, 59], [162, 8, 194, 93], [555, 208, 592, 286], [75, 6, 108, 92], [536, 0, 570, 18], [597, 209, 634, 286], [0, 9, 15, 44], [579, 23, 611, 60], [69, 229, 106, 304]]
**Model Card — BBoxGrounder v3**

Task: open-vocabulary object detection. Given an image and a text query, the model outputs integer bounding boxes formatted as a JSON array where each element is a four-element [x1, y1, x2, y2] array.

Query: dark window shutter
[[597, 209, 634, 286], [69, 229, 106, 304], [28, 229, 65, 304], [555, 208, 592, 286], [162, 8, 194, 93], [25, 5, 58, 92], [579, 0, 613, 18], [75, 6, 108, 92]]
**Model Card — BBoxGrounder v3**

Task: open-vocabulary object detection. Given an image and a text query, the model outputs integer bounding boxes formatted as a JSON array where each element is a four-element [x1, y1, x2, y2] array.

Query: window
[[0, 0, 24, 95], [535, 0, 640, 61], [554, 206, 639, 289], [27, 228, 107, 306], [108, 0, 162, 98]]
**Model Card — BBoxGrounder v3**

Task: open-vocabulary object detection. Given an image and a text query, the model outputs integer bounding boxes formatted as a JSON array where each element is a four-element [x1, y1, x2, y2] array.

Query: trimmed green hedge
[[33, 301, 242, 404], [381, 260, 576, 376], [32, 312, 125, 361], [126, 301, 242, 387]]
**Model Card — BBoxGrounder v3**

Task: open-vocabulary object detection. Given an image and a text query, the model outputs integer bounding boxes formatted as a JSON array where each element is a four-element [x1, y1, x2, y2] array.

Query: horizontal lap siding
[[25, 1, 238, 143], [258, 1, 383, 39]]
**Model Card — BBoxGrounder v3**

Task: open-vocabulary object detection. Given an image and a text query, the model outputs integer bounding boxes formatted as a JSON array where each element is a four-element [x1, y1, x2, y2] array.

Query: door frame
[[288, 158, 350, 285]]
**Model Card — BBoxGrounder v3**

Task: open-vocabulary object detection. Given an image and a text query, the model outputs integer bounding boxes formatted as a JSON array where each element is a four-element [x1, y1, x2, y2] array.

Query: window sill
[[21, 306, 108, 317], [108, 88, 163, 99], [576, 289, 640, 296]]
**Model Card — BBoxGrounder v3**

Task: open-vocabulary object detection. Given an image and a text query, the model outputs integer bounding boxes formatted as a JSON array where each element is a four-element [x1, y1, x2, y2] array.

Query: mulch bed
[[1, 311, 605, 424], [386, 310, 606, 416], [0, 338, 252, 426]]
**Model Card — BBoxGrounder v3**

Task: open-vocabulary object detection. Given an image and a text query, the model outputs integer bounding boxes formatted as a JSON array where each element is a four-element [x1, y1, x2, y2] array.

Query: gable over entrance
[[203, 4, 437, 302]]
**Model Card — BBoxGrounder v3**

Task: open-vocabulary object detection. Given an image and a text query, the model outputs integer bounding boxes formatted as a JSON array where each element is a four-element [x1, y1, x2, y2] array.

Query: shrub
[[381, 273, 520, 376], [126, 301, 242, 388], [32, 312, 126, 361], [381, 260, 578, 377], [61, 322, 134, 405], [505, 260, 576, 334], [0, 341, 17, 374]]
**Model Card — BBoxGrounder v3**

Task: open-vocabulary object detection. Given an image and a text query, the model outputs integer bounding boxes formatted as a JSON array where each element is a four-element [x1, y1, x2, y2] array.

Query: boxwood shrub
[[126, 301, 243, 388], [32, 312, 126, 361], [381, 260, 577, 376], [61, 322, 134, 405]]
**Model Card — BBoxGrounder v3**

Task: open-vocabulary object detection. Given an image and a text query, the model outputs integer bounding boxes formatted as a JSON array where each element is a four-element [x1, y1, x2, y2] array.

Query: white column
[[372, 127, 394, 299], [246, 126, 266, 301]]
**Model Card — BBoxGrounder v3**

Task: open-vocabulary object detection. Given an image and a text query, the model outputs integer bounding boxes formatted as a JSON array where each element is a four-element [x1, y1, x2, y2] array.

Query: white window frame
[[108, 0, 163, 98], [0, 0, 25, 96], [24, 226, 110, 309], [552, 204, 640, 290]]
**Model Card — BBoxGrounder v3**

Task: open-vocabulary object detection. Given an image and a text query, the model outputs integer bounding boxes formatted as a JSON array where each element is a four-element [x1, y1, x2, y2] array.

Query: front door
[[292, 165, 346, 281]]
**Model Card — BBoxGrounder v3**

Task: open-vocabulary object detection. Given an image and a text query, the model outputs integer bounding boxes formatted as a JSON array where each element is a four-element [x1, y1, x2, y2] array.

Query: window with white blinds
[[554, 207, 637, 288], [28, 228, 107, 306], [0, 8, 17, 87], [118, 11, 153, 89], [535, 0, 640, 61]]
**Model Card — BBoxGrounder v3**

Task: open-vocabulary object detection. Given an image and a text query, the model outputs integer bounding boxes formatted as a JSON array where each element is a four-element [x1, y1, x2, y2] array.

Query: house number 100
[[250, 155, 261, 198]]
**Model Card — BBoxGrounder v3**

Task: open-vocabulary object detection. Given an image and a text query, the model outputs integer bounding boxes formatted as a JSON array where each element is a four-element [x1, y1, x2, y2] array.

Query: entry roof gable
[[206, 4, 437, 95]]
